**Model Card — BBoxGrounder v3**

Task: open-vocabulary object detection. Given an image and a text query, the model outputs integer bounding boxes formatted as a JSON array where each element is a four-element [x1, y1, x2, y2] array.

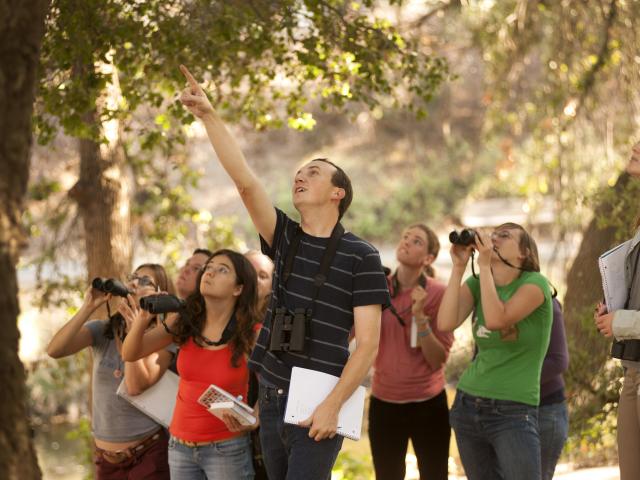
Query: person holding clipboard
[[177, 64, 390, 480], [595, 140, 640, 480]]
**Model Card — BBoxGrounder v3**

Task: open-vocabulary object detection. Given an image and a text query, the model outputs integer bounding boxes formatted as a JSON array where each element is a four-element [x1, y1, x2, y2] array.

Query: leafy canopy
[[37, 0, 449, 143]]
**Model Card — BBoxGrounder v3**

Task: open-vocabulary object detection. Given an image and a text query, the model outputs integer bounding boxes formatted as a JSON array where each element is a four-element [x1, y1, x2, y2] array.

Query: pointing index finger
[[180, 64, 200, 91]]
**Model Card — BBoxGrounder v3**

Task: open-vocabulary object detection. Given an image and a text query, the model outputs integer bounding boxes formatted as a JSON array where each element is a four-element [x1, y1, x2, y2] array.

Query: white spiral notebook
[[599, 240, 631, 312], [284, 367, 366, 441]]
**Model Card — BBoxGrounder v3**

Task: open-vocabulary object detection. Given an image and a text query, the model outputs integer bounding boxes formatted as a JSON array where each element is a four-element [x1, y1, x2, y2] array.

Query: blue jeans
[[539, 401, 568, 480], [258, 383, 344, 480], [168, 434, 254, 479], [450, 391, 541, 480]]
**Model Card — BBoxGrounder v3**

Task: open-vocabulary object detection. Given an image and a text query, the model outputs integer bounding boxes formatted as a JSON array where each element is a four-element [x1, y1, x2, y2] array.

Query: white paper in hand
[[284, 367, 366, 441], [197, 385, 257, 426]]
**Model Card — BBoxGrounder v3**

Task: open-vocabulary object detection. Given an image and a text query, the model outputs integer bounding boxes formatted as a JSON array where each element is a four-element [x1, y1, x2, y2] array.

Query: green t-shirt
[[457, 271, 553, 406]]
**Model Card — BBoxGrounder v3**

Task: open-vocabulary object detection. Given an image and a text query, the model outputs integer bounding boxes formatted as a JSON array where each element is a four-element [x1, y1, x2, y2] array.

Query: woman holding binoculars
[[438, 224, 553, 480], [46, 263, 175, 480], [121, 249, 261, 480]]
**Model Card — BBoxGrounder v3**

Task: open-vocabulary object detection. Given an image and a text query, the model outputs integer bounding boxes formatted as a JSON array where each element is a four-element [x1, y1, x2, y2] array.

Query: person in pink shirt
[[369, 224, 454, 480]]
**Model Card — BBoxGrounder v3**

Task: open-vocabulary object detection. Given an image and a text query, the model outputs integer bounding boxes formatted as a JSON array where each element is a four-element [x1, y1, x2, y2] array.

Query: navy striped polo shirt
[[248, 208, 390, 389]]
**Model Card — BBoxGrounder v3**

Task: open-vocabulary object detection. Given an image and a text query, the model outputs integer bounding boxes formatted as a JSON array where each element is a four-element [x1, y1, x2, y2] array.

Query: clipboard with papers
[[598, 240, 631, 312], [284, 367, 366, 441], [116, 370, 179, 428]]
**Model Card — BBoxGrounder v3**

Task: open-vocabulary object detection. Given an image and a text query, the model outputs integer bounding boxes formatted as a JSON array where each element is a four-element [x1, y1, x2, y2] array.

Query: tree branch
[[411, 0, 459, 29], [571, 0, 618, 121]]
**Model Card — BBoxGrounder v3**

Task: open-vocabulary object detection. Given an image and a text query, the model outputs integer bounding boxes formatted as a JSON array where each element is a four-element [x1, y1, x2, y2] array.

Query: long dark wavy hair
[[172, 249, 261, 367], [105, 263, 175, 340]]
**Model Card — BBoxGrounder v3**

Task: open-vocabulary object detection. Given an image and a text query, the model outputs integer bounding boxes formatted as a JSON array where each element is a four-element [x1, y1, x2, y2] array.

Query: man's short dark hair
[[312, 158, 353, 219], [193, 248, 213, 257]]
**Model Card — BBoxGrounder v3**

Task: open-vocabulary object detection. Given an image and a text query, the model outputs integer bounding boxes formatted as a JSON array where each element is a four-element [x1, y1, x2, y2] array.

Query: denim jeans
[[538, 401, 568, 480], [258, 383, 344, 480], [449, 390, 541, 480], [168, 434, 254, 479]]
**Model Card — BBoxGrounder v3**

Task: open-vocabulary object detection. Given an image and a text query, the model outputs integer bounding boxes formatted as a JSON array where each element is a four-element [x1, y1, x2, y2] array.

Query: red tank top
[[169, 338, 250, 442]]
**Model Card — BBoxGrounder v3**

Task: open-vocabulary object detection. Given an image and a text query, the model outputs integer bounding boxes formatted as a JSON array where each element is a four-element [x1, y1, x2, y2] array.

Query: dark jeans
[[94, 429, 170, 480], [258, 383, 343, 480], [368, 391, 450, 480], [450, 391, 541, 480], [539, 401, 568, 480]]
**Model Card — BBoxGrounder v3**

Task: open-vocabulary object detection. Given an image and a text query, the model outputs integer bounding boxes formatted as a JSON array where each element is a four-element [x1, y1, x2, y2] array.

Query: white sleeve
[[613, 310, 640, 340]]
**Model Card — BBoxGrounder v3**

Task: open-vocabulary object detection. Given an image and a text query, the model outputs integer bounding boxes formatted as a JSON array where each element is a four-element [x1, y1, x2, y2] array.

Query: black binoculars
[[139, 294, 185, 314], [92, 277, 130, 298], [269, 307, 309, 353], [449, 229, 477, 246]]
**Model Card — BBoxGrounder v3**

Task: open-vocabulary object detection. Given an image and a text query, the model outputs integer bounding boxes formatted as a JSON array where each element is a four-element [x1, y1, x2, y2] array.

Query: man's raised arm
[[179, 65, 277, 246]]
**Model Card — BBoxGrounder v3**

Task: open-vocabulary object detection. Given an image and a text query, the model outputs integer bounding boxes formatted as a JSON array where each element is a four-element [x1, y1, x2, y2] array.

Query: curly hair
[[172, 249, 261, 367]]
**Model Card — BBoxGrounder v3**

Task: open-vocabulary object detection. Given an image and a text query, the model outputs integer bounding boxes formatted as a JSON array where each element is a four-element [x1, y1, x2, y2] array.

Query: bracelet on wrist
[[417, 326, 432, 338], [413, 315, 430, 326]]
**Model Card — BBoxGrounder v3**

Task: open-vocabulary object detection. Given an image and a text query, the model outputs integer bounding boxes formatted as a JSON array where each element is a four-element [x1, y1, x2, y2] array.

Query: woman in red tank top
[[122, 249, 261, 479]]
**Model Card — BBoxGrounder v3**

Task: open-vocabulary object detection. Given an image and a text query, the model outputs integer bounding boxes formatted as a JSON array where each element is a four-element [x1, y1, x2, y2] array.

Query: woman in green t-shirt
[[438, 223, 553, 480]]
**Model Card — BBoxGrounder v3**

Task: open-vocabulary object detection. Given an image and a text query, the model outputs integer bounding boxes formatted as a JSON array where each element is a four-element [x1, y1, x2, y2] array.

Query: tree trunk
[[564, 172, 631, 337], [68, 111, 132, 459], [564, 172, 632, 420], [69, 125, 132, 285], [0, 1, 50, 478]]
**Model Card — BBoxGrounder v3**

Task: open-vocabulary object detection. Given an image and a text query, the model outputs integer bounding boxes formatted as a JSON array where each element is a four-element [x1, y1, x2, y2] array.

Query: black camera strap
[[388, 271, 427, 327], [271, 221, 345, 357], [160, 309, 237, 347], [281, 221, 345, 303], [197, 313, 237, 347]]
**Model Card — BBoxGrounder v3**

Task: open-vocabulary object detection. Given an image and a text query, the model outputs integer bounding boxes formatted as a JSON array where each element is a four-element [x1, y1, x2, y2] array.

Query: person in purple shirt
[[538, 297, 570, 480]]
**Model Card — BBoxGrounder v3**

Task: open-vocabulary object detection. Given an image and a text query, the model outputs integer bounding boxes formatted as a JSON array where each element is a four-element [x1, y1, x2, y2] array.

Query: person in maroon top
[[369, 224, 454, 480]]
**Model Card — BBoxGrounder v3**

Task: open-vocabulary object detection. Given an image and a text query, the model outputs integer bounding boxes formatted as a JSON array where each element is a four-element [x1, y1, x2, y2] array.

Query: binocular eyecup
[[139, 294, 185, 314], [449, 228, 476, 246], [91, 277, 131, 298]]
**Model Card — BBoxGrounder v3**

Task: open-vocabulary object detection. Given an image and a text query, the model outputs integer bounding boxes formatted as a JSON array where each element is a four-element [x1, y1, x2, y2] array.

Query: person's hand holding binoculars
[[82, 285, 111, 312], [119, 294, 154, 331], [474, 229, 493, 269], [449, 243, 473, 268]]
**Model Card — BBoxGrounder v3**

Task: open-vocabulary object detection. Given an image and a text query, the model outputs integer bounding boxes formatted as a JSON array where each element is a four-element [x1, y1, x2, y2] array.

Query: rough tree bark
[[0, 1, 50, 478], [69, 121, 132, 284]]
